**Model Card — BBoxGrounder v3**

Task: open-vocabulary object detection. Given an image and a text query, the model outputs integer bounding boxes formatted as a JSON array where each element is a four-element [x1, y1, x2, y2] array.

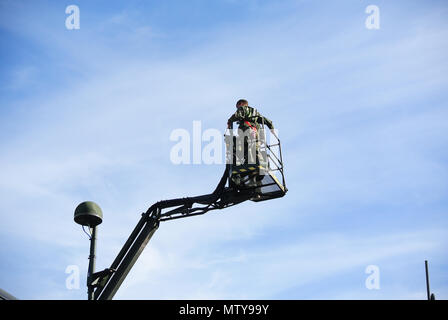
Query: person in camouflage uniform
[[227, 99, 274, 133], [227, 99, 274, 190]]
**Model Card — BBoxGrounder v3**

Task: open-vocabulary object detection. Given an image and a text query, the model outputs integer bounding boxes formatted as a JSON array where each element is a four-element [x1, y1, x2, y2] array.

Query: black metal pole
[[425, 260, 430, 301], [87, 226, 97, 300]]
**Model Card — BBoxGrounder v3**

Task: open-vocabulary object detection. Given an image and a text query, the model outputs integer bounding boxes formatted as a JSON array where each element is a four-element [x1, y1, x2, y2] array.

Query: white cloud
[[1, 0, 447, 300], [114, 227, 446, 299]]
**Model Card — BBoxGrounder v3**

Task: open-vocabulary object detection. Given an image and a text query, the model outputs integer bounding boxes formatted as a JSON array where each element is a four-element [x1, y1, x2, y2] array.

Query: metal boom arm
[[91, 168, 254, 300]]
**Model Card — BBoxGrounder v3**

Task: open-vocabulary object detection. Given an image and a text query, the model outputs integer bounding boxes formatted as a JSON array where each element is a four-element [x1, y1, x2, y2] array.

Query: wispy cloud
[[0, 0, 447, 300], [115, 227, 446, 299]]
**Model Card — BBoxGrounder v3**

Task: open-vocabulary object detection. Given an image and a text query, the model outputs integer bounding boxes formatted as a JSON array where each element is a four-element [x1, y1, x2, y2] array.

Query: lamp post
[[74, 201, 103, 300]]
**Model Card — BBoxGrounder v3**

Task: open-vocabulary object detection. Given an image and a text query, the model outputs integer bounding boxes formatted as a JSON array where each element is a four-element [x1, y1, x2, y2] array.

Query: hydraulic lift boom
[[91, 168, 254, 300], [89, 123, 287, 300]]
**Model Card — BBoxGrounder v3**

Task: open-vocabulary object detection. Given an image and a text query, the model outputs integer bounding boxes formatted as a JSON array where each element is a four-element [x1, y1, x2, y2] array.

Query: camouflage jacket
[[227, 105, 274, 131]]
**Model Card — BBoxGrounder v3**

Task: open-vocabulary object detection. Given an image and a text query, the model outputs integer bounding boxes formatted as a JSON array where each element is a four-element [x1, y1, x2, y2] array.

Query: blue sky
[[0, 0, 447, 299]]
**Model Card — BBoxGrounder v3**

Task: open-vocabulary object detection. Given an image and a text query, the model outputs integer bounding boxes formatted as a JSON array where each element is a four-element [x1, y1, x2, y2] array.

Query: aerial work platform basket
[[225, 119, 287, 202]]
